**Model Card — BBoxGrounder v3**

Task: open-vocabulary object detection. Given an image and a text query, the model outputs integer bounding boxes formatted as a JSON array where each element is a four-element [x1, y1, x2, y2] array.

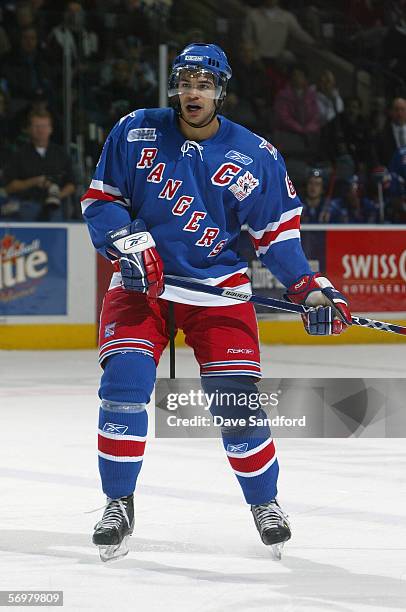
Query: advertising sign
[[326, 230, 406, 312], [0, 227, 67, 316]]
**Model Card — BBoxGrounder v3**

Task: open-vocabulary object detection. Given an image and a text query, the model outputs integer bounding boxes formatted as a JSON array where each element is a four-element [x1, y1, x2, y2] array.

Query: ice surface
[[0, 346, 405, 611]]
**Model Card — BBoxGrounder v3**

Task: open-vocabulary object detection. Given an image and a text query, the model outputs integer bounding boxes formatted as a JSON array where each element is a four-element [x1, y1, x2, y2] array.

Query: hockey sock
[[97, 352, 155, 499], [201, 376, 279, 505], [98, 401, 148, 499]]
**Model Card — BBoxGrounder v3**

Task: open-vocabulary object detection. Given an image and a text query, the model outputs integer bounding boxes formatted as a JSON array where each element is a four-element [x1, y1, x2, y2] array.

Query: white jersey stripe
[[256, 229, 300, 255], [90, 179, 123, 196]]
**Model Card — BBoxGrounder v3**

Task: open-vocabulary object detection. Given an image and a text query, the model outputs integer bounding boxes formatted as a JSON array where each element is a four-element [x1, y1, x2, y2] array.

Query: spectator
[[328, 176, 378, 223], [389, 145, 406, 181], [97, 49, 157, 128], [1, 26, 53, 110], [273, 63, 320, 161], [48, 1, 99, 63], [113, 0, 153, 48], [315, 69, 344, 162], [0, 24, 11, 58], [340, 96, 372, 170], [127, 40, 157, 101], [315, 69, 344, 126], [301, 168, 329, 223], [243, 0, 315, 66], [3, 109, 76, 221], [0, 90, 12, 170], [97, 59, 137, 128], [373, 97, 406, 167], [225, 42, 269, 132], [12, 89, 62, 147], [382, 4, 406, 84], [7, 1, 42, 48]]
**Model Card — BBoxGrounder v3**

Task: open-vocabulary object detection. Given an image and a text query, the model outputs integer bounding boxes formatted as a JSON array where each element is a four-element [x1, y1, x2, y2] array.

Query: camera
[[44, 177, 61, 208]]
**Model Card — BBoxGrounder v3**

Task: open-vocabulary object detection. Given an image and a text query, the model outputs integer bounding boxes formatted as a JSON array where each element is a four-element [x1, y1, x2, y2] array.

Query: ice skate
[[251, 499, 291, 560], [93, 494, 134, 562]]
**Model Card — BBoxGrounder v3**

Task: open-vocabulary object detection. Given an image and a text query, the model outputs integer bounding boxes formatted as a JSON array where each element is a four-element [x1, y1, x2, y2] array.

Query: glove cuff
[[106, 222, 156, 255], [285, 273, 332, 305]]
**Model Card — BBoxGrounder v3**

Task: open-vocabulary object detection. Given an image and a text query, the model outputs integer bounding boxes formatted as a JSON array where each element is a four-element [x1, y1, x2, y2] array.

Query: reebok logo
[[103, 423, 129, 435], [227, 348, 254, 354], [124, 233, 148, 250], [227, 443, 248, 453], [225, 150, 253, 165]]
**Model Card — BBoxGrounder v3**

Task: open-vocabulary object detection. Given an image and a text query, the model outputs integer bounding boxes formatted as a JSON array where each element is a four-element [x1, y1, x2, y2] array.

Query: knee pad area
[[99, 352, 156, 405], [201, 376, 270, 436]]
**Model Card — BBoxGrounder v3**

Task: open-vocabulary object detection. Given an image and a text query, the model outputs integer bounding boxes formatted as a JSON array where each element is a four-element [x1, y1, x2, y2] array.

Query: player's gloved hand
[[105, 219, 164, 299], [285, 273, 352, 335]]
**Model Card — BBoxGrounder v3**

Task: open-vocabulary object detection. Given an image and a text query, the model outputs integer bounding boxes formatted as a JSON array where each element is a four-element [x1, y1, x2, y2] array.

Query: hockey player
[[82, 43, 352, 562]]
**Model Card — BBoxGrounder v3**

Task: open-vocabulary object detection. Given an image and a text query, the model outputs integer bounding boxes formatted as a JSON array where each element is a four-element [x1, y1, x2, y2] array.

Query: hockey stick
[[164, 277, 406, 336]]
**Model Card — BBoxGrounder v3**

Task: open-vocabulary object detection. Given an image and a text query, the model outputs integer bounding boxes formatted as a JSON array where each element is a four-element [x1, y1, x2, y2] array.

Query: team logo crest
[[127, 128, 157, 142], [225, 150, 253, 165], [228, 171, 259, 201]]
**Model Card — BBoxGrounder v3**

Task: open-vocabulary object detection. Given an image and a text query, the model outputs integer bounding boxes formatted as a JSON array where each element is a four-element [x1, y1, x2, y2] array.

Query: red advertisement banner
[[326, 230, 406, 312]]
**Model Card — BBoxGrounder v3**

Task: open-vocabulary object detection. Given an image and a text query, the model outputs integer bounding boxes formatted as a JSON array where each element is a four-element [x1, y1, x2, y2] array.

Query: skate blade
[[98, 535, 131, 563], [270, 542, 285, 561]]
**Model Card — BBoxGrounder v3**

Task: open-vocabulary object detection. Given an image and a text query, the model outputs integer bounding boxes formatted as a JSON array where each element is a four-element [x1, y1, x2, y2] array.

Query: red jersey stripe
[[81, 187, 126, 204], [217, 272, 251, 288], [250, 215, 301, 251]]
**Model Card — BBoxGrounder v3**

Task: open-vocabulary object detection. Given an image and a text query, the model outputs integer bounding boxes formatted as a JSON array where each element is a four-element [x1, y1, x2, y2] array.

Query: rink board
[[1, 224, 405, 348], [0, 223, 97, 349]]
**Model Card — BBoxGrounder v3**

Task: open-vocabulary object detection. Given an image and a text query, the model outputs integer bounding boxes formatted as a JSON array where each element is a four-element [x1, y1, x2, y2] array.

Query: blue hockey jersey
[[82, 107, 312, 305]]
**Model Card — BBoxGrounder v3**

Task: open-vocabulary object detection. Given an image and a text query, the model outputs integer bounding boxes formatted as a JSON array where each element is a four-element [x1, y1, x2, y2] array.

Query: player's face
[[178, 71, 217, 126]]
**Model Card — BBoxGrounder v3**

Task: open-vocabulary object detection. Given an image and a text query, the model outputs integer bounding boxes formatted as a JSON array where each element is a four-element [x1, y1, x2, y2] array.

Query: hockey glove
[[105, 219, 164, 299], [285, 273, 352, 335]]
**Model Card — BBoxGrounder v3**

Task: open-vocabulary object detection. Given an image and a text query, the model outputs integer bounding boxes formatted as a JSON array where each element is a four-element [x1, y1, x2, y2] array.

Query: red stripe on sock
[[98, 434, 146, 457], [227, 440, 275, 473]]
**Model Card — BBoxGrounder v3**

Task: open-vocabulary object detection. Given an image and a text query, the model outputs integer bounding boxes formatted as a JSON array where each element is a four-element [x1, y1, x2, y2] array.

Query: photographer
[[2, 110, 75, 221]]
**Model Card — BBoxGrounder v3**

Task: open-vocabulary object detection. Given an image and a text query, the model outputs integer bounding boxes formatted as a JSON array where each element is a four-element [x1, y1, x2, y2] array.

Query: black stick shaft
[[168, 301, 176, 378]]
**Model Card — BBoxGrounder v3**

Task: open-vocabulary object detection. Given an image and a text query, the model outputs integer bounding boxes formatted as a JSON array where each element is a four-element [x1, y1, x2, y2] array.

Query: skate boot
[[251, 499, 291, 560], [93, 494, 134, 562]]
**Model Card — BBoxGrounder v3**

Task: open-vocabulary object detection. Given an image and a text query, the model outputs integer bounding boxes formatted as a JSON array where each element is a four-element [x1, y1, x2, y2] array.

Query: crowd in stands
[[0, 0, 405, 224]]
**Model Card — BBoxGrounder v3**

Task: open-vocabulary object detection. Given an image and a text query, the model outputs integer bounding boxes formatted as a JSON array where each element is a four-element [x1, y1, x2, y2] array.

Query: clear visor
[[168, 67, 223, 100]]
